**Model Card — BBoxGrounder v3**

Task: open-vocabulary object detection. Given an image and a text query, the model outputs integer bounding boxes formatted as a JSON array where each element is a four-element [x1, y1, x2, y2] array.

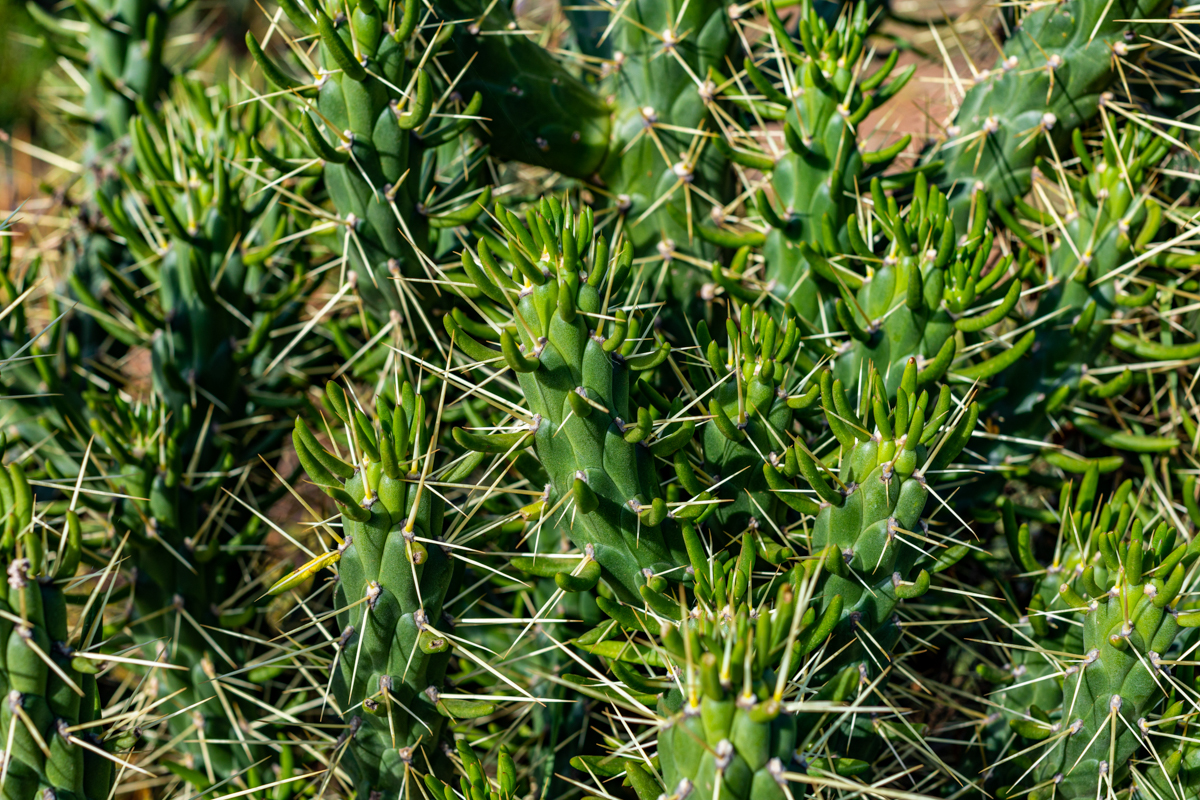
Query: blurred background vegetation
[[0, 0, 52, 130]]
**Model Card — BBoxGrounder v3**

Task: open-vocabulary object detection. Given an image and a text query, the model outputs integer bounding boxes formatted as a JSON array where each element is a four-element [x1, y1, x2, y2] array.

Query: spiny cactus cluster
[[3, 0, 1200, 795]]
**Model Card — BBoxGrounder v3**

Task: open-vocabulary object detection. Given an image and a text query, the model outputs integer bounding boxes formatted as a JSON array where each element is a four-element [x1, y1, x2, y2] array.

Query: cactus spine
[[1, 83, 320, 787]]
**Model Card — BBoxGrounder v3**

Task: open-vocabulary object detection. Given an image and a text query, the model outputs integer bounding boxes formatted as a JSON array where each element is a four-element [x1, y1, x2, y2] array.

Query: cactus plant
[[594, 0, 731, 249], [444, 198, 695, 602], [23, 0, 203, 361], [0, 446, 129, 800], [694, 0, 914, 327], [980, 467, 1200, 798], [0, 81, 322, 788], [817, 178, 1037, 397], [435, 0, 613, 178], [246, 0, 492, 318], [561, 362, 978, 799], [986, 121, 1194, 459], [265, 381, 502, 795], [926, 0, 1169, 227]]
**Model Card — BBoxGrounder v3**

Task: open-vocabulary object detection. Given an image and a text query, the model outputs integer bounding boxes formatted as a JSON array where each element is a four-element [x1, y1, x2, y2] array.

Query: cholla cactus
[[66, 81, 317, 417], [595, 0, 731, 253], [446, 198, 691, 603], [821, 177, 1035, 396], [247, 0, 491, 317], [267, 382, 496, 794], [566, 364, 976, 798], [698, 0, 912, 322], [688, 300, 806, 539], [24, 0, 196, 359], [980, 468, 1200, 798], [986, 122, 1192, 456], [0, 448, 134, 800], [26, 0, 177, 157], [759, 360, 977, 673], [928, 0, 1169, 226], [1, 82, 320, 787]]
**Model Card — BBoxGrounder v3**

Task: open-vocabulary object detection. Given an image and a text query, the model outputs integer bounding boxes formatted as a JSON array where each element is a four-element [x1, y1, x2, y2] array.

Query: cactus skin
[[249, 0, 489, 316], [928, 0, 1169, 228], [272, 383, 493, 796], [0, 459, 115, 800], [701, 0, 912, 324], [448, 200, 691, 604], [984, 468, 1200, 799], [986, 123, 1184, 457], [599, 0, 730, 251]]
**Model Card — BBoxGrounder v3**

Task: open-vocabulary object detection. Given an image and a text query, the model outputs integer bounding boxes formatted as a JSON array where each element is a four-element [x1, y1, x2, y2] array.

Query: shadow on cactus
[[985, 120, 1197, 461]]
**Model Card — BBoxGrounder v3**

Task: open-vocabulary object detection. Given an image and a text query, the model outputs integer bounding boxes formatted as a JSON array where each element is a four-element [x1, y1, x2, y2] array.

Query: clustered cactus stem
[[269, 381, 499, 794], [982, 467, 1200, 798], [6, 0, 1200, 795], [927, 0, 1170, 226], [248, 0, 491, 320]]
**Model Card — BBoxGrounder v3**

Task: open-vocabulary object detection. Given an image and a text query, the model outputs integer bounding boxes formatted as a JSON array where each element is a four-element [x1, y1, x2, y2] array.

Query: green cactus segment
[[928, 0, 1169, 227], [424, 741, 518, 800], [597, 0, 730, 254], [710, 0, 913, 322], [690, 301, 806, 539], [437, 0, 612, 177], [276, 383, 488, 795], [654, 603, 803, 800], [584, 518, 919, 799], [72, 91, 316, 418], [584, 559, 827, 800], [590, 364, 976, 800], [25, 0, 187, 361], [252, 0, 488, 315], [449, 202, 690, 604], [0, 460, 115, 800], [828, 178, 1035, 396], [986, 470, 1200, 799], [986, 123, 1175, 448], [764, 361, 977, 674]]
